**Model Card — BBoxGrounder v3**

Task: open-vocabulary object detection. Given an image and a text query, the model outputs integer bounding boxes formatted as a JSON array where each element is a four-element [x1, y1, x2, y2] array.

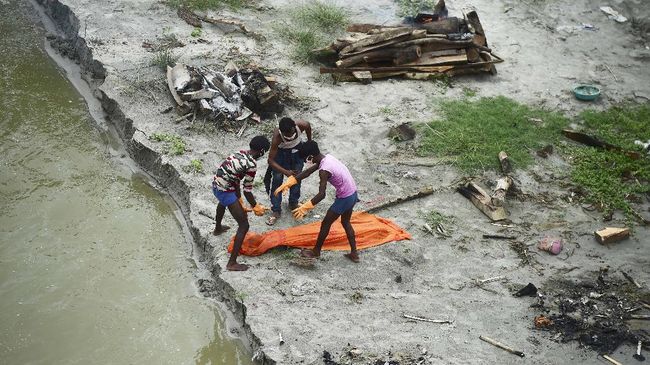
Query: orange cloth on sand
[[227, 212, 411, 256]]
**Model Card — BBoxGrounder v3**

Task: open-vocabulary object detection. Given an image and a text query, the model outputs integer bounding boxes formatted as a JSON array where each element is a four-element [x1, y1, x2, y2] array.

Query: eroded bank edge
[[33, 0, 274, 363]]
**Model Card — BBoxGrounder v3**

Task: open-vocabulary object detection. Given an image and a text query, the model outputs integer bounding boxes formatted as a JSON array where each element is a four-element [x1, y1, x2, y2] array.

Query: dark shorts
[[330, 191, 358, 215], [212, 187, 237, 207]]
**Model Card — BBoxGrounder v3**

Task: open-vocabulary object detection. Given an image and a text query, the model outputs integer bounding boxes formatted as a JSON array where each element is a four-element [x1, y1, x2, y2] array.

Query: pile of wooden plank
[[314, 7, 502, 83]]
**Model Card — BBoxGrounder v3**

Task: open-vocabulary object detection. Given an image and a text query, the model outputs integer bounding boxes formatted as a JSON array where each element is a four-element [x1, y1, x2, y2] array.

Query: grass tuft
[[277, 1, 348, 64], [150, 49, 179, 71], [418, 96, 568, 172], [164, 0, 245, 11], [150, 133, 187, 155]]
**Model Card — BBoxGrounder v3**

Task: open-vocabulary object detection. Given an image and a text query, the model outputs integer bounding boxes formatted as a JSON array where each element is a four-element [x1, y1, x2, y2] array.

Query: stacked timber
[[314, 8, 502, 83]]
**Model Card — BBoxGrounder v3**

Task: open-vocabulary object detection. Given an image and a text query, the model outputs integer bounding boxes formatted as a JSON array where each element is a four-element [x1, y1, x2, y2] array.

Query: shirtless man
[[274, 140, 359, 263], [266, 117, 312, 226], [212, 135, 270, 271]]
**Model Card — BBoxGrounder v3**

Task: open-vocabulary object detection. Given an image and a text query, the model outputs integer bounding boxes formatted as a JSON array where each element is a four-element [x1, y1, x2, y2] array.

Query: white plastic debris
[[600, 6, 627, 23]]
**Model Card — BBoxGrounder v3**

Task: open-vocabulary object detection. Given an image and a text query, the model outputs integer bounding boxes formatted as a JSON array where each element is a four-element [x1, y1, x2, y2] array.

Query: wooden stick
[[483, 234, 516, 240], [630, 315, 650, 320], [365, 187, 434, 214], [403, 314, 453, 324], [321, 58, 503, 74], [477, 276, 504, 284], [479, 335, 525, 357], [640, 301, 650, 310], [602, 354, 623, 365], [622, 271, 642, 288]]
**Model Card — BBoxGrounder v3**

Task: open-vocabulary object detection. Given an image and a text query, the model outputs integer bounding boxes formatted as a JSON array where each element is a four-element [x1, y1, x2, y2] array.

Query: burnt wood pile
[[314, 7, 503, 83]]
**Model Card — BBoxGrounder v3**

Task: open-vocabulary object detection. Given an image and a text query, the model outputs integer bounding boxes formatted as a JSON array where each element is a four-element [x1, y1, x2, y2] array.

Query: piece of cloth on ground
[[227, 212, 411, 256]]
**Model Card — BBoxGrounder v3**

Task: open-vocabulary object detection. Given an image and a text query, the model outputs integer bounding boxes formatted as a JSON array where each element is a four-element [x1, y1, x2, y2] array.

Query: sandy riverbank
[[36, 0, 649, 363]]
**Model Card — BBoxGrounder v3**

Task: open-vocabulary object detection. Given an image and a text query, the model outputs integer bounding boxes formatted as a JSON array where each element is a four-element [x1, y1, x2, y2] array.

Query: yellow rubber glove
[[273, 176, 298, 197], [292, 200, 315, 220], [252, 203, 269, 217], [239, 198, 253, 213]]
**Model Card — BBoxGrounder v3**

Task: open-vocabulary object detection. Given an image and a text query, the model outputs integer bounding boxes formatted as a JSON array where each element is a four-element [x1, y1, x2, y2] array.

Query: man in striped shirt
[[212, 135, 270, 271]]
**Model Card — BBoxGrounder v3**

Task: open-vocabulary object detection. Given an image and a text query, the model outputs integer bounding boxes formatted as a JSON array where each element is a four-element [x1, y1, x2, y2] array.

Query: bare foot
[[300, 249, 320, 259], [226, 263, 249, 271], [213, 225, 230, 235], [344, 252, 360, 263]]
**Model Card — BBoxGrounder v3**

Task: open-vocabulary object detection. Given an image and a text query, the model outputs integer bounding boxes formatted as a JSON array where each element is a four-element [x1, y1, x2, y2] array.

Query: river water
[[0, 2, 252, 364]]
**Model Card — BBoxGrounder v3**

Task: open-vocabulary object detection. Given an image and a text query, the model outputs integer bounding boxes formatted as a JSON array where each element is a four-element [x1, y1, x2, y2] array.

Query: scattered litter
[[634, 139, 650, 153], [479, 335, 525, 357], [633, 340, 645, 361], [514, 283, 538, 297], [600, 6, 628, 23], [594, 227, 630, 244], [403, 313, 453, 324], [166, 63, 283, 125], [534, 315, 553, 328], [538, 236, 563, 255], [278, 332, 284, 345]]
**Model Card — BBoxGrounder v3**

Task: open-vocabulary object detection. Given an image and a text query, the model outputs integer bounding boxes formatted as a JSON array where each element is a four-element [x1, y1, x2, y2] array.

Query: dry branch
[[365, 187, 434, 213]]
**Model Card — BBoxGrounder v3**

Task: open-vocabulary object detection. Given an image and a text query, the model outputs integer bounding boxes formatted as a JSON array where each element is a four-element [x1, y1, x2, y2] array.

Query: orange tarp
[[227, 211, 411, 256]]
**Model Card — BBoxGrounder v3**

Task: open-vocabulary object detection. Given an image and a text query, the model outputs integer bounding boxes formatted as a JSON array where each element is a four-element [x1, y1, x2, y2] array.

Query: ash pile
[[315, 2, 503, 83], [530, 269, 650, 354], [166, 62, 283, 124]]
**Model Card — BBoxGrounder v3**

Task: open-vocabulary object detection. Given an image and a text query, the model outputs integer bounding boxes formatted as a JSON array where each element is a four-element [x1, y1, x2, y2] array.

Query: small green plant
[[462, 87, 477, 98], [184, 159, 204, 173], [164, 0, 245, 11], [379, 106, 395, 115], [396, 0, 437, 17], [426, 210, 454, 227], [150, 133, 187, 155], [418, 96, 568, 172], [191, 27, 202, 37], [150, 48, 179, 71], [277, 1, 348, 63], [235, 291, 248, 303]]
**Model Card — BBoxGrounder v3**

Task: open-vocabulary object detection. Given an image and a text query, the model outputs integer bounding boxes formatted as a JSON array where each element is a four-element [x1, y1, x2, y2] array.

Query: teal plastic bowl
[[573, 85, 600, 101]]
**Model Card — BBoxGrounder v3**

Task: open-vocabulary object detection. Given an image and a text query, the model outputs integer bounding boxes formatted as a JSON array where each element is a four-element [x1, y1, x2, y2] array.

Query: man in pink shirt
[[274, 141, 360, 263]]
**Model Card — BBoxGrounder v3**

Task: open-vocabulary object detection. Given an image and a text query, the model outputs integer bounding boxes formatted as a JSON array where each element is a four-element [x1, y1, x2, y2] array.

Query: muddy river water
[[0, 2, 251, 364]]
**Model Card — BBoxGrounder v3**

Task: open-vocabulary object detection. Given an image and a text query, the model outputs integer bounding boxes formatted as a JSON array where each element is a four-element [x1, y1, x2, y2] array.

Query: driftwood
[[563, 129, 642, 159], [403, 313, 453, 324], [498, 151, 511, 174], [491, 176, 513, 207], [594, 227, 630, 244], [365, 187, 434, 214], [479, 335, 525, 357], [457, 182, 507, 221]]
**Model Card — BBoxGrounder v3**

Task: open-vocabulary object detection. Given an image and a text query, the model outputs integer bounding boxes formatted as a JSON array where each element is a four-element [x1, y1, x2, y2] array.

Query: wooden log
[[336, 47, 406, 68], [365, 187, 434, 213], [403, 313, 453, 324], [467, 47, 480, 62], [180, 89, 218, 101], [562, 129, 642, 159], [498, 151, 512, 174], [491, 176, 513, 207], [401, 50, 467, 66], [177, 6, 202, 28], [393, 46, 422, 65], [352, 71, 372, 84], [457, 182, 507, 221], [416, 17, 461, 34], [340, 28, 419, 55], [392, 37, 474, 52], [594, 227, 630, 244], [346, 23, 403, 33], [340, 30, 427, 58]]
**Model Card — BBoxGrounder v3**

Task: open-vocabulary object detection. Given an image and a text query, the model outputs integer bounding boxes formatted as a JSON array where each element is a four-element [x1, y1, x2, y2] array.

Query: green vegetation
[[150, 133, 187, 155], [150, 48, 179, 71], [164, 0, 245, 11], [277, 1, 348, 63], [418, 96, 568, 172], [462, 87, 477, 98], [191, 27, 202, 37], [418, 97, 650, 222], [396, 0, 436, 17], [426, 210, 454, 227], [568, 105, 650, 219], [184, 159, 204, 173]]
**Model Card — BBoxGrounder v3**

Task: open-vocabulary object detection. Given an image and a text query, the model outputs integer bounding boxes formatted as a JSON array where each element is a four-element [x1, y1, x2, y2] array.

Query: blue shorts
[[330, 191, 358, 215], [212, 187, 237, 207]]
